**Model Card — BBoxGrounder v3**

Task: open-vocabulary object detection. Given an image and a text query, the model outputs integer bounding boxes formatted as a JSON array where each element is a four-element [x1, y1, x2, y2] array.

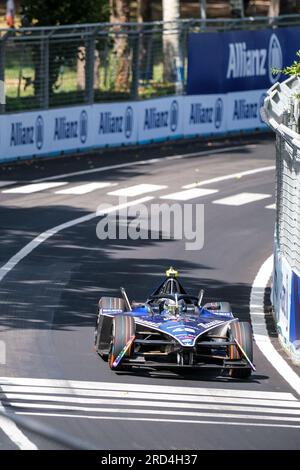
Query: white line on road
[[2, 182, 67, 194], [107, 184, 167, 197], [29, 144, 260, 184], [16, 412, 300, 429], [212, 192, 271, 206], [250, 256, 300, 397], [0, 377, 295, 400], [4, 395, 300, 415], [160, 188, 218, 201], [8, 403, 300, 422], [1, 386, 298, 407], [266, 203, 276, 209], [54, 182, 114, 195], [0, 404, 37, 450], [183, 166, 275, 189]]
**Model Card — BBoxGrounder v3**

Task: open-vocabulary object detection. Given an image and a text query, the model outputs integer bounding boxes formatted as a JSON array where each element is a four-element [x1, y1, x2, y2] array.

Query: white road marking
[[2, 182, 67, 194], [29, 144, 260, 184], [1, 386, 298, 407], [212, 192, 271, 206], [183, 166, 275, 189], [160, 188, 218, 201], [54, 182, 114, 195], [266, 203, 276, 209], [8, 402, 300, 423], [107, 184, 167, 197], [16, 412, 300, 429], [250, 256, 300, 397], [5, 395, 300, 415], [1, 377, 298, 429], [0, 181, 17, 188], [0, 404, 37, 450], [0, 377, 295, 400]]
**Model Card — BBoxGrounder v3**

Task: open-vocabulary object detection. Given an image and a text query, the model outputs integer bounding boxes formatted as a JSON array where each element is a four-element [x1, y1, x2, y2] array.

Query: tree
[[109, 0, 131, 91], [162, 0, 182, 89], [20, 0, 109, 26], [20, 0, 109, 102], [268, 0, 280, 17]]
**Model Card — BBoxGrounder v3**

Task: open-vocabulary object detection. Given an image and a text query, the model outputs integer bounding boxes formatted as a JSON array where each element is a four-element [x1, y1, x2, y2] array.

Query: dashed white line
[[160, 188, 218, 201], [107, 184, 167, 197], [55, 182, 114, 195], [2, 182, 67, 194], [212, 192, 271, 206], [266, 203, 276, 210]]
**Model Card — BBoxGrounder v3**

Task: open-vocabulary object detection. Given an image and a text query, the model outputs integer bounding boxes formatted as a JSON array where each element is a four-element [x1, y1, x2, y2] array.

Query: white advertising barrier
[[183, 94, 227, 136], [278, 255, 292, 342], [0, 92, 272, 163], [137, 96, 184, 143], [226, 89, 268, 132], [0, 106, 93, 161], [93, 101, 138, 147]]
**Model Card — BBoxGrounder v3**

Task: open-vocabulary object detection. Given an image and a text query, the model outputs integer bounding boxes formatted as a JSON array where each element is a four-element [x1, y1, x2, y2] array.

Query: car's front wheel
[[109, 315, 135, 370], [228, 321, 253, 379]]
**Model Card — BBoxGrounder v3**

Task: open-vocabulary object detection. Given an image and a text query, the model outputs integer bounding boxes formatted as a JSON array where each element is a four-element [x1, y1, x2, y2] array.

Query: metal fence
[[262, 76, 300, 275], [1, 14, 300, 114]]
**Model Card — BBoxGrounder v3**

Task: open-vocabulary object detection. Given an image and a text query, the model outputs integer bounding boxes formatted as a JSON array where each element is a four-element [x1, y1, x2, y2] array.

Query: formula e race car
[[94, 268, 255, 378]]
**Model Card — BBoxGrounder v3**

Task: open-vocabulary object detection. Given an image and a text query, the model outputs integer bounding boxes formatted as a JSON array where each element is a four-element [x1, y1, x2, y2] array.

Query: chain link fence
[[262, 76, 300, 274], [1, 14, 300, 114], [262, 75, 300, 357]]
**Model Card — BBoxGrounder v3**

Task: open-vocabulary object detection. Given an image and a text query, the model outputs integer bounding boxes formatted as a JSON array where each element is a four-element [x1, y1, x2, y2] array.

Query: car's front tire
[[228, 321, 253, 379], [109, 315, 135, 370]]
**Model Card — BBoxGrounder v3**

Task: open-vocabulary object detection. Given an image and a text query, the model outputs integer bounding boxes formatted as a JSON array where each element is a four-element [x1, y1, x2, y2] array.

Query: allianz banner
[[187, 26, 300, 95]]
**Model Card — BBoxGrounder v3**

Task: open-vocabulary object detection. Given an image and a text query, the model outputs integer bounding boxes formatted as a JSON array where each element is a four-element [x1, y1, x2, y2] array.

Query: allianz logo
[[10, 115, 44, 150], [144, 100, 178, 132], [54, 110, 88, 144], [233, 99, 258, 120], [189, 98, 223, 129], [98, 106, 133, 139], [226, 33, 282, 83]]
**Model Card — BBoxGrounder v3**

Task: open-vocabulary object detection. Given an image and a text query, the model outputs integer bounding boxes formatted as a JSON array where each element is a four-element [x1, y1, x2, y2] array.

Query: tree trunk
[[110, 0, 131, 92], [162, 0, 182, 88], [268, 0, 280, 17]]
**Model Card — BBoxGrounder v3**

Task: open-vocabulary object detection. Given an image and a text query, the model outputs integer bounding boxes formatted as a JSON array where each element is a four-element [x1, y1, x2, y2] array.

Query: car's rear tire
[[228, 321, 253, 379], [109, 315, 135, 370]]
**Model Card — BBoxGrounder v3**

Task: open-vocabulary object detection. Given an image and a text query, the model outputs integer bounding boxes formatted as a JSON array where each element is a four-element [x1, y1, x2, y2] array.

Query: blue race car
[[94, 267, 255, 378]]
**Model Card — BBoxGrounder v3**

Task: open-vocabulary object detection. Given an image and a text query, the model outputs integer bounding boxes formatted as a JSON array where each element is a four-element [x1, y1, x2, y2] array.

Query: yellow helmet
[[166, 267, 179, 278]]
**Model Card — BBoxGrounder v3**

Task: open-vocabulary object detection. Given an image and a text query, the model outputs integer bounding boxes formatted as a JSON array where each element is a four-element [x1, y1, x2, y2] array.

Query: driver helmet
[[164, 299, 177, 316]]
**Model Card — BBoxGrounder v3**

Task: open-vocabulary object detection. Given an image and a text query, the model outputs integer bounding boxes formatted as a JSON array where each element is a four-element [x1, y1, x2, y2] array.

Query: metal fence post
[[0, 35, 7, 114], [85, 31, 96, 104], [131, 28, 141, 100], [42, 32, 49, 109]]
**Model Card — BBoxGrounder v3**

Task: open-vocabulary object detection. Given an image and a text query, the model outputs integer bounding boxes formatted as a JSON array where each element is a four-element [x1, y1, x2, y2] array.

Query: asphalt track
[[0, 135, 299, 450]]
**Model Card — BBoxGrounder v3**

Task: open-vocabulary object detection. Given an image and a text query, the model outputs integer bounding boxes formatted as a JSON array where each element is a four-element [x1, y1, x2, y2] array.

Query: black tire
[[94, 297, 125, 354], [229, 321, 253, 379], [109, 315, 135, 370]]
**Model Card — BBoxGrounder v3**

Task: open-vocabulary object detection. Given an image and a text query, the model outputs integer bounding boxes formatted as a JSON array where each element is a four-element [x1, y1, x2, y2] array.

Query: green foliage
[[20, 0, 110, 26], [272, 50, 300, 78]]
